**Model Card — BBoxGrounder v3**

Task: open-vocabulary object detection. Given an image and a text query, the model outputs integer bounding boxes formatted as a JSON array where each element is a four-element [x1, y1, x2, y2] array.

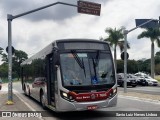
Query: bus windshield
[[60, 51, 115, 86]]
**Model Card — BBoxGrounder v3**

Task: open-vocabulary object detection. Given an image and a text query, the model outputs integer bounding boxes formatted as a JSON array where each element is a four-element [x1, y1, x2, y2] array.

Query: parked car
[[136, 77, 148, 86], [143, 75, 158, 86], [135, 72, 158, 86], [0, 79, 2, 90], [117, 74, 137, 87]]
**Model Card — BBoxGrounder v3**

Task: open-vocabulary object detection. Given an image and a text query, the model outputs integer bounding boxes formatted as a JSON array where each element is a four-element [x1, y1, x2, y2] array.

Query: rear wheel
[[40, 91, 47, 110], [132, 85, 137, 87]]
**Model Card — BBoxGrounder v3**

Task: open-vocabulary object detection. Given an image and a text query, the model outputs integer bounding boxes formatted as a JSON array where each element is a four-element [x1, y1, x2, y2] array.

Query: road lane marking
[[13, 89, 45, 120]]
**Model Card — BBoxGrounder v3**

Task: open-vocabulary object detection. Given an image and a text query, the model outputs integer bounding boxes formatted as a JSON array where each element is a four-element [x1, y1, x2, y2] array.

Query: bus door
[[46, 54, 56, 106]]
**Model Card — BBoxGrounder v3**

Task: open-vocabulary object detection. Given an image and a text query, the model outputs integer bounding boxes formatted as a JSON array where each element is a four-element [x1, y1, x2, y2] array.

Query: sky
[[0, 0, 160, 62]]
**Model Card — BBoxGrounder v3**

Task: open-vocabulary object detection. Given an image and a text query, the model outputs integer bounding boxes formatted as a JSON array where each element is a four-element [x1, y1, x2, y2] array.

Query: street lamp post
[[6, 2, 78, 104], [123, 18, 160, 93], [6, 0, 101, 104], [123, 29, 128, 93], [6, 15, 13, 104]]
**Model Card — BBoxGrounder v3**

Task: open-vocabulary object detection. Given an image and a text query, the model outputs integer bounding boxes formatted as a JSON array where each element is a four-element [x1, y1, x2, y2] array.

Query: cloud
[[0, 0, 160, 61], [0, 0, 108, 21]]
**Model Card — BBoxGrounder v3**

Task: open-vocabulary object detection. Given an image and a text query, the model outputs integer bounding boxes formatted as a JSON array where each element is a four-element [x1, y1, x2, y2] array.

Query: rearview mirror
[[53, 47, 60, 65]]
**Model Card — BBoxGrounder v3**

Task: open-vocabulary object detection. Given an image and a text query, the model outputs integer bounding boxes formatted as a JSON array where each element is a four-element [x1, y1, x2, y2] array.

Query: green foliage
[[137, 28, 160, 78], [155, 75, 160, 82], [127, 60, 138, 73], [0, 49, 28, 79], [0, 47, 3, 55], [23, 58, 45, 79], [137, 59, 150, 73], [13, 50, 28, 79], [117, 60, 124, 73], [104, 27, 124, 49], [155, 64, 160, 75], [103, 27, 130, 72], [137, 28, 160, 45], [0, 63, 8, 78], [155, 51, 160, 56], [117, 59, 138, 73]]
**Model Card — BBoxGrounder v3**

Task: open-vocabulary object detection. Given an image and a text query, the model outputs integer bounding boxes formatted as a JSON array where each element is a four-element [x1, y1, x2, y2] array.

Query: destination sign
[[77, 1, 101, 16]]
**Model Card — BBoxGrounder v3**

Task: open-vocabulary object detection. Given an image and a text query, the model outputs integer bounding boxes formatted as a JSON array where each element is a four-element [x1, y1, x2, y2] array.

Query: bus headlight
[[60, 90, 75, 102], [109, 87, 117, 99], [62, 92, 68, 98]]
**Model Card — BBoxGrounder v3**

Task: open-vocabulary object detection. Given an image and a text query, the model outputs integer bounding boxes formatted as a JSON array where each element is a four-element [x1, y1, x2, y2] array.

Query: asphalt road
[[3, 82, 160, 120], [118, 85, 160, 95]]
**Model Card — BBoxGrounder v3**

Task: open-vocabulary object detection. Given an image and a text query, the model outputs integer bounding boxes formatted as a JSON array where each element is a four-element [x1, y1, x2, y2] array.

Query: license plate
[[87, 105, 98, 110]]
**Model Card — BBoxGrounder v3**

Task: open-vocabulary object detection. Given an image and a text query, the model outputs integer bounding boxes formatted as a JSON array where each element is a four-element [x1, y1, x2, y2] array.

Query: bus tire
[[24, 85, 30, 97], [40, 91, 47, 110], [24, 85, 27, 96]]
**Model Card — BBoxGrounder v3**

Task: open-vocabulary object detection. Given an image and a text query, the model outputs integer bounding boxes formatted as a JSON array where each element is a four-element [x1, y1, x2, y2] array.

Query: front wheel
[[24, 85, 30, 96], [40, 92, 47, 110]]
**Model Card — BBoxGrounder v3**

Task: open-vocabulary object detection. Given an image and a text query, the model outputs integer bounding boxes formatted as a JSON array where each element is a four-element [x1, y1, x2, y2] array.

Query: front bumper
[[55, 93, 117, 112]]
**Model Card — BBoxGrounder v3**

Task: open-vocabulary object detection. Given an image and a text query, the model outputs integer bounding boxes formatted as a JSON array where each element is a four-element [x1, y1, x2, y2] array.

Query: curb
[[118, 94, 160, 104]]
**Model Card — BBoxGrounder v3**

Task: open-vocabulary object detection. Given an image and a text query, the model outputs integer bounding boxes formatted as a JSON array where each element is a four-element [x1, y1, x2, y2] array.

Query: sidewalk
[[1, 90, 160, 112], [0, 86, 42, 120], [0, 92, 31, 111], [118, 91, 160, 103]]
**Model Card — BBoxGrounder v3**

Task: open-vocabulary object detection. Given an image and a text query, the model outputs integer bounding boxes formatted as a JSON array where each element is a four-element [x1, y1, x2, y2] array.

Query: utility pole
[[6, 1, 101, 104], [6, 2, 78, 105], [123, 29, 128, 93], [123, 18, 159, 93]]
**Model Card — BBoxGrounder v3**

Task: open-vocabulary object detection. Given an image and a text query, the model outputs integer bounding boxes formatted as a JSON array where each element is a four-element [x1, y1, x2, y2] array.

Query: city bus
[[21, 39, 117, 112]]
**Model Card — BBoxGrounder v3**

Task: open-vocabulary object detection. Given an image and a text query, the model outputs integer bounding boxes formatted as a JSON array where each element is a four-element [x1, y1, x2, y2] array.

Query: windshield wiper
[[95, 50, 100, 67], [71, 50, 86, 77]]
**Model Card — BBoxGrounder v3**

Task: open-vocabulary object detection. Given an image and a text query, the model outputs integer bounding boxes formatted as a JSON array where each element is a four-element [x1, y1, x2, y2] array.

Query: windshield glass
[[60, 51, 115, 86]]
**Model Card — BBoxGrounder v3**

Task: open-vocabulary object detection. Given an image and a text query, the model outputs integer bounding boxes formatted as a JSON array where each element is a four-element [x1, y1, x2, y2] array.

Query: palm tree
[[137, 28, 160, 78], [0, 47, 3, 55], [103, 27, 130, 72]]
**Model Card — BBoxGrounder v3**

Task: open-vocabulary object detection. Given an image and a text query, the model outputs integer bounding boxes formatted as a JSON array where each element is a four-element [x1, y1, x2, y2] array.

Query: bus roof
[[21, 39, 109, 65]]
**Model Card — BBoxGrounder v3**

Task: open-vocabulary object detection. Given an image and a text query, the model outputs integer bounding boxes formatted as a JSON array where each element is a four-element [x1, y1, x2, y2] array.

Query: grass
[[1, 78, 20, 83], [155, 75, 160, 82], [1, 78, 8, 83]]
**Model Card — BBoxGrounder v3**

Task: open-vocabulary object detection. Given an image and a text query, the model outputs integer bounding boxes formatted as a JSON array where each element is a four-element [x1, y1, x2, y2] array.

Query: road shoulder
[[118, 91, 160, 103], [0, 92, 32, 111]]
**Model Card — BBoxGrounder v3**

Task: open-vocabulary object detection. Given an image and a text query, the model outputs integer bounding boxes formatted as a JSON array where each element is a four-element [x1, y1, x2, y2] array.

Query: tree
[[13, 50, 28, 79], [1, 49, 28, 79], [155, 51, 160, 56], [117, 60, 124, 73], [103, 27, 130, 72], [0, 63, 8, 78], [155, 64, 160, 75], [0, 47, 3, 55], [137, 28, 160, 78], [117, 59, 138, 73]]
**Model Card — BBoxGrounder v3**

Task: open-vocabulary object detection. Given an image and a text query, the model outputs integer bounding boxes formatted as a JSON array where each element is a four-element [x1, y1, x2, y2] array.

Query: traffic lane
[[12, 82, 160, 120], [118, 86, 160, 95], [1, 92, 160, 120], [13, 81, 24, 93], [27, 95, 160, 120], [0, 83, 8, 92], [45, 96, 160, 120]]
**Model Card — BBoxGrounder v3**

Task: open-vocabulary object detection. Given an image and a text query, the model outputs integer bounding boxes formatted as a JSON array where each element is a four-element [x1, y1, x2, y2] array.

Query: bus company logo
[[91, 94, 96, 99], [2, 112, 12, 117]]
